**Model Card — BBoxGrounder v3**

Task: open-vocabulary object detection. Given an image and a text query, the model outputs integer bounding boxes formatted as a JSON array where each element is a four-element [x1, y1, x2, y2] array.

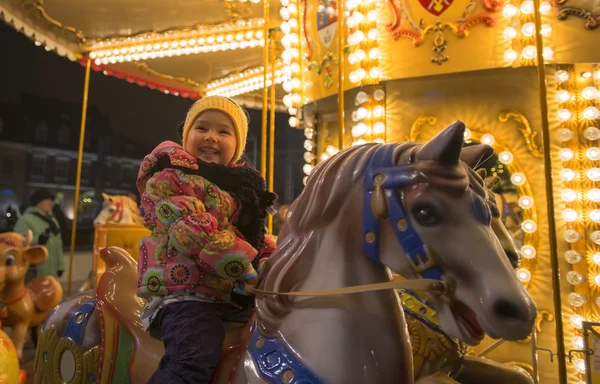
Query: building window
[[120, 166, 132, 186], [31, 155, 47, 180], [81, 161, 91, 183], [55, 158, 69, 181], [57, 125, 70, 145], [1, 157, 14, 177], [35, 122, 49, 143]]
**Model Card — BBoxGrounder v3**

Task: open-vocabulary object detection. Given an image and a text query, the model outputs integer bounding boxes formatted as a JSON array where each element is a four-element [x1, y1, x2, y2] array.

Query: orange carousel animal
[[0, 231, 63, 360]]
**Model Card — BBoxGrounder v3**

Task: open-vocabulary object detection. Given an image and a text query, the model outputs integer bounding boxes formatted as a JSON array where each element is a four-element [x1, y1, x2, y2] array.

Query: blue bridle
[[362, 144, 443, 281]]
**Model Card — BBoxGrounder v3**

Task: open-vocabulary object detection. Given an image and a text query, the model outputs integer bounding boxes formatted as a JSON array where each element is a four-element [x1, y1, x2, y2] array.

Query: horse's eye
[[108, 208, 115, 213], [411, 203, 442, 226]]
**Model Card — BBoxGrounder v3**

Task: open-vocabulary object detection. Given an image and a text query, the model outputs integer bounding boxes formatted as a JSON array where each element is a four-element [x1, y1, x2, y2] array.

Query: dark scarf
[[153, 156, 277, 261]]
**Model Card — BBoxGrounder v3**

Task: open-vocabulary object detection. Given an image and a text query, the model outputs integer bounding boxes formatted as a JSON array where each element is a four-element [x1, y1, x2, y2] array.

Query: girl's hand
[[233, 279, 256, 296]]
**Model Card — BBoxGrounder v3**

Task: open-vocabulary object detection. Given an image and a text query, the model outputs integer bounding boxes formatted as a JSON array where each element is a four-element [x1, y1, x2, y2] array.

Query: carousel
[[0, 0, 599, 382]]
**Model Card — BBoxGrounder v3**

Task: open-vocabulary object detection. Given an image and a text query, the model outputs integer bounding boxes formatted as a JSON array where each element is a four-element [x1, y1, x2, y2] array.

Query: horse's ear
[[461, 145, 494, 169], [101, 193, 111, 202], [476, 168, 487, 180], [24, 245, 48, 265], [415, 121, 465, 166]]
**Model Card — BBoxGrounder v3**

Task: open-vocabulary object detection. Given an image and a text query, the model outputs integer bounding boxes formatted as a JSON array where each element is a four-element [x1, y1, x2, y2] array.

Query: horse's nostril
[[493, 299, 521, 320]]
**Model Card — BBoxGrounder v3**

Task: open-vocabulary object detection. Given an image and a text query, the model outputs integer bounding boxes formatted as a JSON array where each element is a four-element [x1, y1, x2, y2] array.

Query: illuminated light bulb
[[303, 151, 315, 163], [304, 127, 314, 139], [520, 0, 535, 14], [588, 188, 600, 202], [367, 10, 378, 21], [511, 172, 526, 185], [303, 164, 313, 175], [357, 107, 369, 120], [290, 117, 299, 128], [326, 145, 338, 155], [354, 49, 367, 61], [518, 196, 534, 209], [504, 49, 519, 63], [503, 27, 518, 40], [582, 71, 593, 79], [588, 168, 600, 181], [502, 4, 519, 17], [521, 22, 535, 37], [348, 53, 359, 65], [558, 128, 574, 142], [540, 23, 552, 36], [592, 231, 600, 245], [283, 94, 293, 107], [557, 109, 573, 122], [521, 245, 536, 259], [292, 93, 302, 104], [586, 147, 600, 160], [370, 67, 382, 79], [567, 271, 585, 286], [543, 47, 554, 60], [302, 176, 308, 185], [369, 48, 380, 59], [584, 127, 600, 141], [583, 106, 600, 120], [565, 250, 582, 264], [562, 208, 579, 222], [349, 71, 360, 83], [521, 220, 537, 233], [373, 89, 385, 101], [564, 230, 581, 243], [539, 1, 551, 13], [572, 336, 585, 349], [303, 139, 314, 151], [582, 86, 599, 100], [373, 106, 385, 118], [463, 128, 472, 140], [352, 139, 367, 146], [568, 292, 588, 307], [555, 70, 570, 83], [355, 91, 369, 105], [562, 188, 578, 202], [574, 359, 586, 374], [498, 151, 514, 164], [368, 29, 378, 40], [481, 134, 495, 145], [352, 123, 368, 137], [320, 152, 330, 162], [560, 168, 576, 182], [373, 122, 386, 134], [593, 253, 600, 266], [516, 268, 531, 283], [558, 148, 575, 161], [287, 3, 298, 13], [556, 90, 572, 104], [290, 62, 301, 73], [571, 315, 586, 329], [280, 22, 291, 34], [590, 209, 600, 223]]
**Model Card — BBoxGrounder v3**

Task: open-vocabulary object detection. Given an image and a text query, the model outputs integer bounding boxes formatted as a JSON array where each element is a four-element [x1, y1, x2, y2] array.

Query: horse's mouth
[[451, 300, 485, 343]]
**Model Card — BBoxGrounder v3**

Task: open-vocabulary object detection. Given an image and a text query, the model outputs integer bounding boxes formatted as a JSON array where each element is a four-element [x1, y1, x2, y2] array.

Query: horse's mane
[[121, 196, 143, 224], [256, 142, 488, 334]]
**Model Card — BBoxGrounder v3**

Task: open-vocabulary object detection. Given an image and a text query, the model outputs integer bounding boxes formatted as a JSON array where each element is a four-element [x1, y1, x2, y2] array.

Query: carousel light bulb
[[593, 253, 600, 266], [349, 71, 360, 83], [499, 151, 514, 164], [367, 10, 378, 21], [352, 123, 368, 137], [565, 250, 582, 264], [583, 107, 600, 120], [592, 231, 600, 245], [320, 152, 330, 162], [557, 109, 573, 122], [373, 105, 385, 118], [560, 168, 576, 182], [326, 145, 338, 155], [370, 67, 382, 79], [555, 70, 570, 83], [373, 122, 386, 134], [355, 49, 367, 61], [521, 23, 536, 37], [521, 245, 536, 259], [556, 90, 572, 104], [481, 134, 495, 145], [564, 230, 581, 243], [588, 189, 600, 202], [522, 45, 537, 59], [572, 336, 585, 350], [584, 127, 600, 141], [571, 315, 586, 329], [304, 127, 314, 139], [464, 128, 472, 140], [516, 268, 531, 283], [357, 107, 369, 120], [582, 86, 599, 100], [568, 292, 588, 307], [588, 168, 600, 181], [303, 151, 315, 163], [504, 49, 519, 63], [303, 164, 313, 175], [562, 188, 578, 202], [356, 68, 367, 80], [303, 139, 314, 151], [518, 196, 534, 209], [562, 208, 579, 222], [373, 89, 385, 101], [586, 147, 600, 160], [558, 148, 575, 161], [521, 0, 535, 14], [574, 359, 586, 374], [567, 271, 585, 286], [283, 94, 293, 107], [369, 48, 380, 59], [539, 1, 551, 13], [355, 91, 369, 105], [521, 220, 537, 233], [511, 172, 526, 185], [281, 22, 291, 34], [502, 4, 519, 17], [582, 71, 593, 78], [540, 23, 552, 36], [558, 128, 574, 142], [302, 176, 308, 185], [590, 209, 600, 223], [503, 27, 518, 40], [368, 28, 378, 40], [595, 275, 600, 286]]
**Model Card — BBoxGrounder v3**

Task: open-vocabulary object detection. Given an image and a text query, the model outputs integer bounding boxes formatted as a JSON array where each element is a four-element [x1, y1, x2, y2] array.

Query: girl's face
[[185, 110, 237, 165]]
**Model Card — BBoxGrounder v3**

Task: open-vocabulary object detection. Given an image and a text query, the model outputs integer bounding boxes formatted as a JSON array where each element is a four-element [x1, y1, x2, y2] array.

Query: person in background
[[52, 192, 70, 244], [14, 189, 64, 280]]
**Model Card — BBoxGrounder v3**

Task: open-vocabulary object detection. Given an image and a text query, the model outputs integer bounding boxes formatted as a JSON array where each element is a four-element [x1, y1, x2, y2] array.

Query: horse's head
[[367, 122, 536, 345], [94, 193, 142, 226], [0, 231, 47, 291]]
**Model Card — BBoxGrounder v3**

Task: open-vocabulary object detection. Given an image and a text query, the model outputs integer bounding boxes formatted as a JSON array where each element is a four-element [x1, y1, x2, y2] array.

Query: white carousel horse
[[93, 193, 143, 226], [35, 121, 537, 384]]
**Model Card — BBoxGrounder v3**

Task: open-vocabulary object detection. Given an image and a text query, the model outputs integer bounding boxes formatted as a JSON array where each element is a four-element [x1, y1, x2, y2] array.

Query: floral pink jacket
[[136, 141, 275, 301]]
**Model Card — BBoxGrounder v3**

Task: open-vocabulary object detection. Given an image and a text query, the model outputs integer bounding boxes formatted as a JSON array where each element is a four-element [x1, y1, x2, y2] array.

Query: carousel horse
[[93, 193, 143, 226], [0, 231, 63, 360], [35, 122, 537, 384]]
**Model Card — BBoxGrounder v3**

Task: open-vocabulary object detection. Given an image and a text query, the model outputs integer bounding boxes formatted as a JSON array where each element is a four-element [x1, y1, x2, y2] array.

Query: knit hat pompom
[[182, 96, 249, 164]]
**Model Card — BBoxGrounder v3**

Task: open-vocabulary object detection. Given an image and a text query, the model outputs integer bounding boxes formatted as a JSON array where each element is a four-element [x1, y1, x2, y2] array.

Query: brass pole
[[261, 0, 270, 179], [268, 32, 276, 234], [337, 1, 345, 150], [67, 58, 91, 295], [532, 0, 567, 381]]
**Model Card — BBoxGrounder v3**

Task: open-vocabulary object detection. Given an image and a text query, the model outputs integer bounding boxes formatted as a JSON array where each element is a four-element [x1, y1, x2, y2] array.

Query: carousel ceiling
[[0, 0, 285, 108]]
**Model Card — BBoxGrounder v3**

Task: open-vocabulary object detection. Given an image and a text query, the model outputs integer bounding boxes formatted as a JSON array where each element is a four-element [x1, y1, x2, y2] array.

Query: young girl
[[136, 96, 277, 383]]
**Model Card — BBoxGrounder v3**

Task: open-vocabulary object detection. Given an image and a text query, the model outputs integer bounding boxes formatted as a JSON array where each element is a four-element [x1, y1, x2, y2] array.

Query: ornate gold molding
[[407, 115, 437, 141], [131, 63, 204, 89], [556, 6, 600, 29], [498, 111, 544, 158], [517, 309, 554, 344]]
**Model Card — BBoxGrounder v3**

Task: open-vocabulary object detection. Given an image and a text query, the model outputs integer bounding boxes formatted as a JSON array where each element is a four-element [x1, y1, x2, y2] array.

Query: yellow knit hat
[[182, 96, 249, 164]]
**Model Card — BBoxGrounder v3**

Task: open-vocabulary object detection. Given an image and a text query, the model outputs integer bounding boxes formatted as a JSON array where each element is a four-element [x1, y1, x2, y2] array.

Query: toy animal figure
[[36, 122, 537, 383], [0, 231, 63, 360], [93, 193, 143, 226]]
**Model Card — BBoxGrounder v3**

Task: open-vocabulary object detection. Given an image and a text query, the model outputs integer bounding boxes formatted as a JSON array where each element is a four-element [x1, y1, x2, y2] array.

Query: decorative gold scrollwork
[[498, 111, 544, 158], [517, 309, 554, 344], [557, 6, 600, 29], [407, 115, 437, 142]]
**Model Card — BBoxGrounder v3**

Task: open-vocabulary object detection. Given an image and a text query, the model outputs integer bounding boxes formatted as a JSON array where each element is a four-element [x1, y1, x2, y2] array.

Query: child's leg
[[147, 301, 227, 384]]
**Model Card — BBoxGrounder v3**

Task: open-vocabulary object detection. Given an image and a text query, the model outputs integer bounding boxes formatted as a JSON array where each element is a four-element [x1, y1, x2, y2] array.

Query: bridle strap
[[108, 199, 124, 223]]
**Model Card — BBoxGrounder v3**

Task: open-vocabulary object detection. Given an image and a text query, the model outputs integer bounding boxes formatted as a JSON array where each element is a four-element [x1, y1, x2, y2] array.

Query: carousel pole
[[268, 31, 276, 234], [261, 0, 270, 179], [67, 57, 92, 295], [337, 0, 345, 150], [532, 0, 567, 381]]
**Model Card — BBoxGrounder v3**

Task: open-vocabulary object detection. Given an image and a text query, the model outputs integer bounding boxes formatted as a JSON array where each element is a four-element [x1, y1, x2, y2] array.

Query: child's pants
[[147, 300, 253, 384]]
